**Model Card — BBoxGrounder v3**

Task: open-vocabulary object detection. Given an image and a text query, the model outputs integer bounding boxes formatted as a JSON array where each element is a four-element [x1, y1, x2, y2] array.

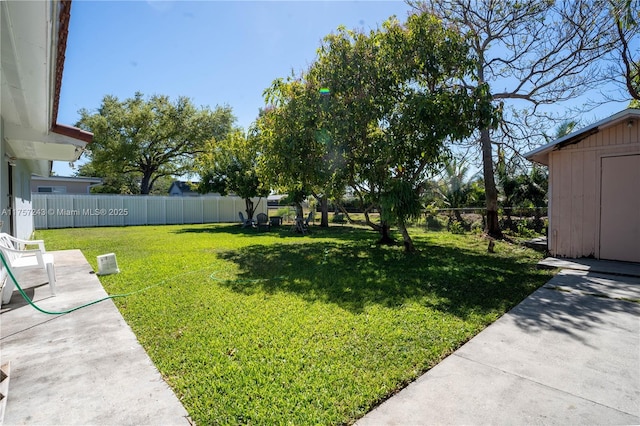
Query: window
[[37, 186, 66, 193]]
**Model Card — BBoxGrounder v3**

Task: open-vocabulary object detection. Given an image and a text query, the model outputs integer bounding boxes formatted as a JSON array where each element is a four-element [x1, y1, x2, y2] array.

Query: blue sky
[[55, 0, 631, 176], [56, 0, 412, 175]]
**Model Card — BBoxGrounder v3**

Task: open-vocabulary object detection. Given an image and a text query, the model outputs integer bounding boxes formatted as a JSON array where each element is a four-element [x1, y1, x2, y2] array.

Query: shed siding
[[582, 150, 597, 257], [548, 120, 640, 260]]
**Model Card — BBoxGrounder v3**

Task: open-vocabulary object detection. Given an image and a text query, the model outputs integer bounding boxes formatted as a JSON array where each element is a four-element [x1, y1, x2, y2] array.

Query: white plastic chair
[[0, 233, 56, 304]]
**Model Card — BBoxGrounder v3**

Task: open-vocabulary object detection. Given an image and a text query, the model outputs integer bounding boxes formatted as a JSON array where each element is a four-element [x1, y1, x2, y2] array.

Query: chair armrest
[[0, 246, 44, 266], [1, 234, 46, 252], [2, 246, 43, 256]]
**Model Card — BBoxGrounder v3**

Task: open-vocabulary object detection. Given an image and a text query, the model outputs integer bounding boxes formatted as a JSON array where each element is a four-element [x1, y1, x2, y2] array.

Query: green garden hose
[[0, 252, 201, 315], [1, 252, 293, 316], [0, 252, 149, 315]]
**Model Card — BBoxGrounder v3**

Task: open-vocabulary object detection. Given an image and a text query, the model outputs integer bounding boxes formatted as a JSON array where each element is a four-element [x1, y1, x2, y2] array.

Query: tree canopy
[[410, 0, 621, 238], [196, 128, 269, 220], [77, 92, 235, 194], [260, 12, 497, 251], [259, 80, 337, 221]]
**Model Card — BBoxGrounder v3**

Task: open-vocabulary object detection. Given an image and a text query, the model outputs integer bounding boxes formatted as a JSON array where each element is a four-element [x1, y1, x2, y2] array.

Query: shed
[[525, 108, 640, 263]]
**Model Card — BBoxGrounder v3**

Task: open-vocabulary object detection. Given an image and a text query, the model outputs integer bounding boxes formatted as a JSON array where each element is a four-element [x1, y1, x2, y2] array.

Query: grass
[[36, 223, 551, 425]]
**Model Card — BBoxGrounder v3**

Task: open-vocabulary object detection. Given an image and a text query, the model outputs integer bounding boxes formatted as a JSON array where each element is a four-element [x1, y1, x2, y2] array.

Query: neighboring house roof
[[31, 175, 103, 184], [1, 0, 92, 176], [525, 108, 640, 166], [169, 181, 198, 195]]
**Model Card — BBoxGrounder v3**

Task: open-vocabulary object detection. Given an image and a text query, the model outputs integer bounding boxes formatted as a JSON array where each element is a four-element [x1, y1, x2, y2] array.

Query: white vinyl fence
[[32, 194, 267, 229]]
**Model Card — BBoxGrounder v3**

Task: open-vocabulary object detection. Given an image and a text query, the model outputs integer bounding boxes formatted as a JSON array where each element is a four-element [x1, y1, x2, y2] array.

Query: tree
[[75, 161, 139, 194], [610, 0, 640, 100], [411, 0, 619, 238], [77, 92, 234, 194], [196, 129, 269, 221], [260, 80, 341, 224], [308, 12, 497, 251]]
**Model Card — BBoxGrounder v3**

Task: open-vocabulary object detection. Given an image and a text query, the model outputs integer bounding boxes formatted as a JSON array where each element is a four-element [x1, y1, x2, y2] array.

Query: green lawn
[[36, 224, 551, 424]]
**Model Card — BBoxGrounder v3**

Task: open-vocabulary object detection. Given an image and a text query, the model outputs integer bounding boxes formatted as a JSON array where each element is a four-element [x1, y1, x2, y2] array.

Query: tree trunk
[[140, 172, 152, 195], [319, 195, 329, 227], [245, 198, 255, 220], [377, 220, 395, 246], [480, 128, 503, 239], [397, 221, 416, 253], [337, 203, 354, 223], [454, 209, 464, 223], [363, 207, 395, 245]]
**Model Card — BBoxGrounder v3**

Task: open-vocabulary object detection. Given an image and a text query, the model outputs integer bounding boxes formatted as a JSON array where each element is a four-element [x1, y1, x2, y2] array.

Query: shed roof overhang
[[524, 108, 640, 166], [1, 0, 92, 176]]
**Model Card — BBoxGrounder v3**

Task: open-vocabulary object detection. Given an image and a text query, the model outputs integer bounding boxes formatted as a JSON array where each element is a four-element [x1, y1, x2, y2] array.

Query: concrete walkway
[[357, 259, 640, 425], [0, 250, 190, 425]]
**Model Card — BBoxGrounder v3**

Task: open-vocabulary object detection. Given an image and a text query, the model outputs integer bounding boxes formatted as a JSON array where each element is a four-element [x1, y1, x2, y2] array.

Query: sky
[[54, 0, 632, 176], [55, 0, 412, 175]]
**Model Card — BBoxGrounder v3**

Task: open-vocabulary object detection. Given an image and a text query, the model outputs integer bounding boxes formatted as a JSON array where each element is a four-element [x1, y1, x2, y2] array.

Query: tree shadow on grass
[[214, 238, 547, 318], [174, 223, 379, 244]]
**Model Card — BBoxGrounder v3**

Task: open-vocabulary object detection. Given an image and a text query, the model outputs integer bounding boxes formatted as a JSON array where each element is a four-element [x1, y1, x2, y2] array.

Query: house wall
[[30, 178, 97, 194], [548, 120, 640, 261], [0, 117, 8, 234], [168, 186, 182, 196], [1, 117, 35, 239], [12, 163, 34, 240]]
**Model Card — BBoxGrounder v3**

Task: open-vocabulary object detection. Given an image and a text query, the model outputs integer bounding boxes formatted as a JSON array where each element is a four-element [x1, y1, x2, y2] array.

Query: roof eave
[[51, 0, 93, 145], [524, 108, 640, 165]]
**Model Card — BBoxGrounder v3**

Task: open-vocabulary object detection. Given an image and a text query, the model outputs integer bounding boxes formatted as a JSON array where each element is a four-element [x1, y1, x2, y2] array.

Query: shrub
[[449, 220, 465, 234], [425, 214, 447, 231]]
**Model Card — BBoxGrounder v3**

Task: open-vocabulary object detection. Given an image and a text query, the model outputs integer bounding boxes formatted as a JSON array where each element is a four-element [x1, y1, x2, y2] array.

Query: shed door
[[600, 155, 640, 263]]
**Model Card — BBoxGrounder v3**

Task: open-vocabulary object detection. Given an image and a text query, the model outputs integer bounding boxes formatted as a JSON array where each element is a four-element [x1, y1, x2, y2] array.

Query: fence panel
[[33, 197, 47, 229], [146, 198, 166, 225], [43, 196, 75, 228], [183, 198, 203, 224], [164, 198, 183, 224], [219, 197, 237, 223], [72, 196, 98, 228], [122, 197, 148, 226], [32, 194, 266, 229], [202, 198, 218, 223], [98, 196, 126, 227]]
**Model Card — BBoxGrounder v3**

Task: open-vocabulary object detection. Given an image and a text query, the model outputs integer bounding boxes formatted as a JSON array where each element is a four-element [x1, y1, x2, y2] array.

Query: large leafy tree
[[77, 92, 234, 194], [411, 0, 619, 238], [196, 129, 269, 221], [262, 12, 496, 251], [319, 13, 497, 251], [260, 79, 341, 224]]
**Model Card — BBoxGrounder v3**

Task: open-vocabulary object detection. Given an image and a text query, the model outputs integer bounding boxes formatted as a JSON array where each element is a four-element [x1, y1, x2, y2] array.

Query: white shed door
[[600, 155, 640, 263]]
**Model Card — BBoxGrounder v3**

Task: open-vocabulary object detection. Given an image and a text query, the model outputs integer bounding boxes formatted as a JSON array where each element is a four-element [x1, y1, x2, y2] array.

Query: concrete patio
[[0, 250, 190, 425]]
